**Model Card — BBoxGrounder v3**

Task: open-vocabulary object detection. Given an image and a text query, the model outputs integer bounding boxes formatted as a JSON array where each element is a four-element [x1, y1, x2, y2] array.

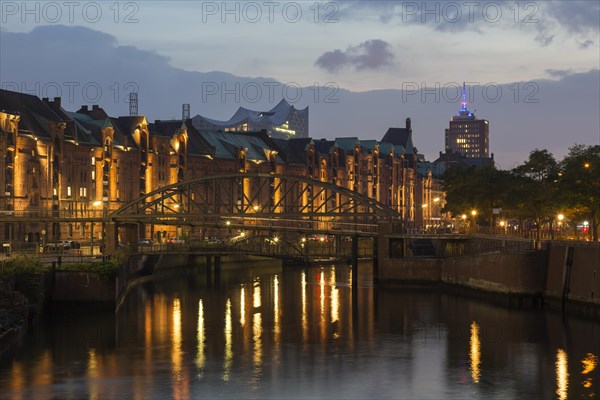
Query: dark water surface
[[1, 261, 599, 399]]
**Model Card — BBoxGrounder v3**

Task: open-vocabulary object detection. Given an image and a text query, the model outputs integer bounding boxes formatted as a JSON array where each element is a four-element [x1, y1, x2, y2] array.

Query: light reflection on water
[[469, 321, 481, 384], [1, 262, 599, 400], [556, 348, 568, 400]]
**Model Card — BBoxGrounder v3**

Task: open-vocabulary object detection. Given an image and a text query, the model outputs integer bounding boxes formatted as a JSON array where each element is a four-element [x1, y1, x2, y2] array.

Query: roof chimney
[[82, 105, 88, 112], [92, 104, 99, 110], [406, 117, 411, 131], [53, 97, 61, 108]]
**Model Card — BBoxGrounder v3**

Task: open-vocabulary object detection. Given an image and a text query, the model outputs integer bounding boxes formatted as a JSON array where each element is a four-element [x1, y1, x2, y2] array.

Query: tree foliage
[[442, 145, 599, 241], [558, 144, 600, 241]]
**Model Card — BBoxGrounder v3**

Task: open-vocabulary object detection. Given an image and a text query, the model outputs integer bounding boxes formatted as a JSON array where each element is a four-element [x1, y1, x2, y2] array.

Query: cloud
[[315, 40, 394, 73], [546, 1, 600, 35], [579, 39, 594, 49], [535, 33, 555, 47], [1, 25, 598, 168], [339, 1, 599, 45], [545, 68, 574, 79], [0, 25, 283, 120]]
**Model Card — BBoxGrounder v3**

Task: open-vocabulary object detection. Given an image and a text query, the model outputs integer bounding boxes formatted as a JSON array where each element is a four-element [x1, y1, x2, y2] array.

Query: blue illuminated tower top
[[458, 82, 473, 118]]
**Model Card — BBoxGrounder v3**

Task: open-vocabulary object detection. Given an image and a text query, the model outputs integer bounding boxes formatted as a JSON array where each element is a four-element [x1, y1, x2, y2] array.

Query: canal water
[[1, 261, 599, 399]]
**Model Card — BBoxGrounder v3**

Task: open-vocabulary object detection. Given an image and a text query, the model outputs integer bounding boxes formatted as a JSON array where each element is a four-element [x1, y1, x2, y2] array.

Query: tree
[[511, 149, 560, 242], [442, 165, 511, 227], [559, 145, 600, 241]]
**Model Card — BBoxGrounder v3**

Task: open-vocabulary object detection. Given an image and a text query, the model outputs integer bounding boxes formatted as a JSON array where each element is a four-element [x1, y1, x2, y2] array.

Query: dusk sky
[[1, 1, 599, 167]]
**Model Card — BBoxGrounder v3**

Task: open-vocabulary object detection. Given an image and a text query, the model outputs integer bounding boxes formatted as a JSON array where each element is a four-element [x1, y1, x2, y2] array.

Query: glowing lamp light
[[499, 221, 506, 227], [92, 200, 102, 207], [253, 205, 259, 211], [471, 210, 477, 217], [273, 237, 279, 243], [461, 214, 467, 220], [557, 214, 564, 221], [225, 221, 231, 226]]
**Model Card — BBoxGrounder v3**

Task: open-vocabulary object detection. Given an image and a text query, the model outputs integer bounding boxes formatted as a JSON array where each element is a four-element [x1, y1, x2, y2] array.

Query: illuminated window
[[91, 156, 95, 165], [67, 186, 72, 197]]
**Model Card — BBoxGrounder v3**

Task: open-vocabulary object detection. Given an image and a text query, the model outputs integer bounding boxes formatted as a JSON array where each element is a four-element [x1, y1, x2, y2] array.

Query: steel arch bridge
[[110, 173, 400, 236]]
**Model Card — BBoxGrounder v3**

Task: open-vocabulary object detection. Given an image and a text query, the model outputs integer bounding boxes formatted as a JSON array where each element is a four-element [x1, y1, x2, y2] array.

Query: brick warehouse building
[[0, 89, 443, 245]]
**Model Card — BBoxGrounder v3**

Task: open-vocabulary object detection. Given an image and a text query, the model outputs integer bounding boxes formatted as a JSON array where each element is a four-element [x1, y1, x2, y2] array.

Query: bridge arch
[[110, 173, 400, 234]]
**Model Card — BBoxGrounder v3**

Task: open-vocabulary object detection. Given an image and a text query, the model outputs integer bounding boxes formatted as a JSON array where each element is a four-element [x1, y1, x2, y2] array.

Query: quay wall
[[380, 252, 546, 295], [379, 235, 599, 306]]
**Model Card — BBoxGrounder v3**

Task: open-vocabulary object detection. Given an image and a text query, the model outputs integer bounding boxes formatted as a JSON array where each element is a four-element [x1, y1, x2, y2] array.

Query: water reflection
[[582, 353, 597, 394], [88, 349, 99, 400], [320, 270, 326, 340], [224, 298, 233, 381], [2, 263, 600, 400], [469, 321, 481, 384], [301, 270, 307, 343], [171, 298, 189, 399], [273, 275, 280, 341], [240, 285, 246, 327], [196, 299, 205, 371], [556, 348, 569, 400]]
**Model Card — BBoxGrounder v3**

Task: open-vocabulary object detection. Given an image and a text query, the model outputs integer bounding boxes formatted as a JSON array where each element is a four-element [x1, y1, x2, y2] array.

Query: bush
[[58, 260, 119, 281], [1, 255, 46, 276]]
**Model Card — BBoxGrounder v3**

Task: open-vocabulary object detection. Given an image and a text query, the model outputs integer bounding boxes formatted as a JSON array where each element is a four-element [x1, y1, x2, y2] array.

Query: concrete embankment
[[379, 234, 600, 310], [545, 242, 600, 313], [380, 252, 547, 295]]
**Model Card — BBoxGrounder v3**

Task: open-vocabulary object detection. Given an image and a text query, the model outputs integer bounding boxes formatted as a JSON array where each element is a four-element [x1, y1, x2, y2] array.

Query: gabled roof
[[196, 130, 284, 163], [334, 137, 360, 152], [283, 138, 311, 165], [381, 127, 414, 152], [314, 139, 335, 155], [359, 140, 378, 153], [0, 89, 66, 139], [149, 120, 186, 138]]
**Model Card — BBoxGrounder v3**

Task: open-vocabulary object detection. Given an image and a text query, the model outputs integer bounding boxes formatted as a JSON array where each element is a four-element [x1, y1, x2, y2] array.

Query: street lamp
[[471, 210, 477, 233], [91, 200, 104, 255], [499, 220, 506, 235], [554, 213, 565, 240]]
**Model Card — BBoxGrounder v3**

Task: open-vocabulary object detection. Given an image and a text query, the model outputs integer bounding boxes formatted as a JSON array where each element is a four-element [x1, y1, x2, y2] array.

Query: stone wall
[[545, 243, 600, 305], [50, 271, 115, 302], [379, 233, 600, 306], [380, 252, 546, 295]]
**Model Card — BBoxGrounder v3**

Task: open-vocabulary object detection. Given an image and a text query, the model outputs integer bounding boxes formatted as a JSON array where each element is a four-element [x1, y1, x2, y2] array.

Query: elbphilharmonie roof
[[193, 99, 307, 128]]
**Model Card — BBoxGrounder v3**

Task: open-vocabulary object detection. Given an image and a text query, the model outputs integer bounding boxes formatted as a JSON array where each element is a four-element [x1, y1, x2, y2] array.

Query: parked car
[[137, 238, 153, 246], [45, 240, 72, 251], [167, 237, 185, 245]]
